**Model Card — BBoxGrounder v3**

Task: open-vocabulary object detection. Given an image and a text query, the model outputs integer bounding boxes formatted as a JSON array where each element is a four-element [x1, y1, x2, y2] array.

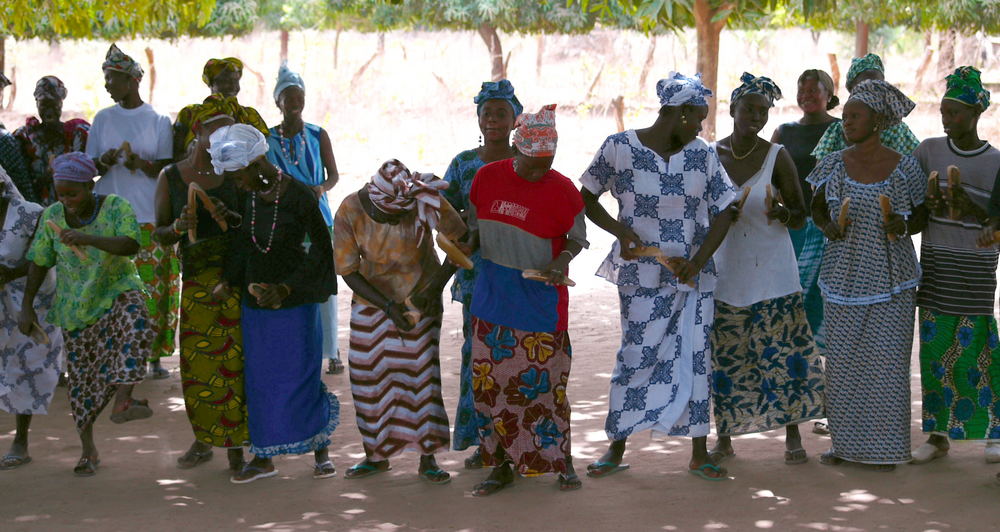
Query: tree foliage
[[0, 0, 219, 39]]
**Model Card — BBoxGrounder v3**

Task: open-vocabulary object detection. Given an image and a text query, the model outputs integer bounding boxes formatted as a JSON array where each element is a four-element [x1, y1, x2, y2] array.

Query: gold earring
[[681, 116, 688, 124]]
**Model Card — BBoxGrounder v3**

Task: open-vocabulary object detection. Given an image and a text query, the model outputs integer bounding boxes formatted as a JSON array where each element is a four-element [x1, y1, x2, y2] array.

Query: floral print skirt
[[135, 223, 180, 361], [471, 316, 571, 476], [919, 309, 1000, 440], [710, 293, 825, 436]]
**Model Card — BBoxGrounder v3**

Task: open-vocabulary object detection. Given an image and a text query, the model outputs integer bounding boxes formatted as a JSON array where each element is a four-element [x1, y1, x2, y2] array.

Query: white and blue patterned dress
[[581, 131, 738, 440], [806, 151, 926, 464]]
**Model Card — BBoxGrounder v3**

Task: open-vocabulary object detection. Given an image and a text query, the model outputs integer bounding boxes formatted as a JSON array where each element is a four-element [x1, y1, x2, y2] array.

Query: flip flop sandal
[[344, 462, 391, 480], [110, 399, 153, 424], [314, 460, 337, 479], [230, 464, 278, 484], [688, 463, 728, 481], [986, 443, 1000, 464], [0, 454, 32, 470], [558, 473, 582, 492], [326, 359, 344, 375], [419, 468, 451, 485], [708, 449, 735, 464], [73, 457, 100, 477], [150, 367, 170, 380], [910, 443, 948, 465], [784, 448, 808, 465], [586, 461, 630, 478], [177, 448, 214, 469], [472, 478, 513, 497], [812, 421, 830, 435], [464, 448, 484, 470], [819, 451, 843, 466]]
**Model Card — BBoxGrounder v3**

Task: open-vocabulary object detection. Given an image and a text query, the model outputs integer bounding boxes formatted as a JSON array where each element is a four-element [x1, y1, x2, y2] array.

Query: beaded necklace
[[250, 175, 283, 254], [276, 123, 306, 166]]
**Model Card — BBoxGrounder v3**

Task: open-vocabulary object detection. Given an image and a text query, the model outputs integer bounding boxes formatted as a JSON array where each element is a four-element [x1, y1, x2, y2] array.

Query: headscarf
[[175, 94, 269, 153], [34, 76, 67, 101], [474, 79, 523, 117], [366, 159, 449, 242], [203, 57, 244, 86], [848, 79, 916, 128], [730, 72, 782, 106], [0, 164, 25, 201], [944, 66, 991, 111], [656, 72, 713, 107], [102, 43, 144, 81], [846, 53, 884, 90], [273, 62, 305, 103], [52, 152, 98, 183], [207, 124, 269, 175], [512, 104, 558, 158]]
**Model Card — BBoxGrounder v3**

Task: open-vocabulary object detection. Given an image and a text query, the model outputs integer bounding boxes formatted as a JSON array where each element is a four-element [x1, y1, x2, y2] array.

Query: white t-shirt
[[86, 103, 173, 224]]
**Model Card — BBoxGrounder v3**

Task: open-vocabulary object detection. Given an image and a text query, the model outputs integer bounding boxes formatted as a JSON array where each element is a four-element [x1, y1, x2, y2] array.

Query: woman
[[910, 67, 1000, 464], [811, 54, 920, 160], [333, 159, 462, 484], [18, 152, 155, 476], [771, 69, 840, 349], [807, 80, 928, 471], [581, 74, 738, 483], [208, 124, 338, 484], [14, 76, 90, 205], [709, 73, 825, 465], [267, 63, 343, 375], [153, 109, 248, 472], [86, 44, 177, 378], [468, 104, 586, 496], [441, 79, 521, 466], [0, 166, 63, 470]]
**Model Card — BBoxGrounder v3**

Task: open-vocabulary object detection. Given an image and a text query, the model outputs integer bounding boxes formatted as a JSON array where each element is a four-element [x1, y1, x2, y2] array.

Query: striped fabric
[[348, 301, 450, 460], [918, 243, 999, 315]]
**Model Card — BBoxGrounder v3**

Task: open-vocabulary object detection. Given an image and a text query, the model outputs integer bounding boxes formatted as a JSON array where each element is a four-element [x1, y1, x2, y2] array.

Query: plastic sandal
[[0, 454, 32, 470], [110, 398, 153, 424], [688, 463, 727, 481], [585, 461, 630, 478], [344, 461, 390, 480], [73, 456, 100, 477], [472, 478, 512, 497], [313, 460, 337, 479], [419, 468, 451, 485], [784, 448, 808, 465], [558, 473, 582, 491], [230, 464, 278, 484], [177, 447, 214, 469]]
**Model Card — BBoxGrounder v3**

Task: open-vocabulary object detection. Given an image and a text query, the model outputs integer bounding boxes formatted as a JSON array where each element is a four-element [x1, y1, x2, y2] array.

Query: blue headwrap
[[730, 72, 782, 106], [474, 80, 523, 117], [273, 62, 305, 103], [656, 72, 713, 107]]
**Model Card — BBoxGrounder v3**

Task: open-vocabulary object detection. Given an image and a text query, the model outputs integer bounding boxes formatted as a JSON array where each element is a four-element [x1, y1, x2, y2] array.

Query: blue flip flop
[[345, 461, 390, 480], [689, 463, 727, 481]]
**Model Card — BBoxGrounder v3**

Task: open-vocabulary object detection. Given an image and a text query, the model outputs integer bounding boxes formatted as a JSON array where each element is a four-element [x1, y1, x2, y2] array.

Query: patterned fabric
[[366, 159, 448, 241], [64, 290, 152, 431], [0, 194, 63, 415], [135, 223, 179, 361], [846, 53, 884, 88], [0, 133, 34, 202], [33, 76, 67, 101], [944, 66, 990, 110], [173, 95, 268, 158], [27, 195, 146, 331], [474, 80, 523, 117], [348, 301, 450, 459], [242, 303, 339, 457], [730, 72, 782, 106], [273, 62, 305, 103], [14, 117, 90, 205], [606, 286, 713, 439], [848, 80, 916, 127], [102, 44, 143, 81], [179, 239, 248, 448], [710, 294, 825, 436], [811, 121, 920, 160], [580, 131, 739, 290], [512, 104, 558, 157], [824, 292, 914, 464], [919, 309, 1000, 440], [51, 151, 97, 183], [788, 219, 826, 347], [472, 316, 572, 475], [656, 72, 713, 107], [202, 58, 243, 86], [454, 303, 480, 450], [207, 124, 268, 175]]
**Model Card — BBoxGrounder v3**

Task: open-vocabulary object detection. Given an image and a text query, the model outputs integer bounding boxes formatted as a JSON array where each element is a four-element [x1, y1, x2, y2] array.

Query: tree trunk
[[536, 34, 544, 79], [477, 23, 505, 81], [938, 28, 957, 80], [350, 36, 386, 93], [693, 0, 729, 141], [855, 20, 869, 57], [334, 28, 341, 69], [638, 36, 657, 93], [827, 53, 840, 93], [612, 95, 625, 133], [144, 47, 156, 105], [280, 30, 289, 63], [914, 31, 935, 95], [5, 66, 15, 111], [586, 62, 605, 100]]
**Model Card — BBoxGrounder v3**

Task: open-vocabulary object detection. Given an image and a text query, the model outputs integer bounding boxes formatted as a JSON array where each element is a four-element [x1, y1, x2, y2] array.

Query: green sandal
[[688, 463, 727, 481], [419, 468, 451, 485], [344, 461, 390, 480]]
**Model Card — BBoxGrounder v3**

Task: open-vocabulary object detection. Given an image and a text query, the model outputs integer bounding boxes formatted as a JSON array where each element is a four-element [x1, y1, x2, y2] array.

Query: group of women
[[1, 44, 999, 494]]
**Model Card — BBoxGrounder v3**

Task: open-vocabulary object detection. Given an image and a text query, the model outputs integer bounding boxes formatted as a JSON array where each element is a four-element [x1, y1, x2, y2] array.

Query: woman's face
[[225, 157, 268, 191], [940, 98, 979, 140], [36, 97, 62, 124], [848, 69, 884, 92], [55, 180, 95, 216], [277, 86, 305, 119], [676, 105, 708, 144], [103, 70, 132, 103], [731, 94, 771, 136], [478, 100, 516, 143], [195, 116, 236, 151], [211, 70, 242, 99], [513, 153, 554, 183], [841, 99, 879, 144], [797, 77, 829, 114]]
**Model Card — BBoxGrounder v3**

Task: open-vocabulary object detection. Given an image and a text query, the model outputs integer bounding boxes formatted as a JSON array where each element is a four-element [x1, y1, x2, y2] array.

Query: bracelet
[[171, 219, 185, 235], [898, 215, 910, 237], [778, 208, 791, 225], [559, 250, 575, 259]]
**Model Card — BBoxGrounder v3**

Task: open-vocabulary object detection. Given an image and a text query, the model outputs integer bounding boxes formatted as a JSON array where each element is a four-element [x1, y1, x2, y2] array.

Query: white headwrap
[[656, 71, 714, 107], [208, 124, 269, 175]]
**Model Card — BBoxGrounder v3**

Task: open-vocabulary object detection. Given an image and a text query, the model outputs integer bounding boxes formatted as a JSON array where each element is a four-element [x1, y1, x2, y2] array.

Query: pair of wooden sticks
[[186, 182, 227, 243]]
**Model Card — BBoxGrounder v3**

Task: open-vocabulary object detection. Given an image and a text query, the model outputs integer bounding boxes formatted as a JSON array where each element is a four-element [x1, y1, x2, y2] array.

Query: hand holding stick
[[879, 194, 897, 242], [45, 220, 87, 260], [435, 232, 474, 269]]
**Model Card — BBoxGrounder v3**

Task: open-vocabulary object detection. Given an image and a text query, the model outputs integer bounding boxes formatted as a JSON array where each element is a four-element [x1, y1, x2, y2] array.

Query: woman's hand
[[765, 204, 791, 226], [256, 283, 290, 308], [950, 185, 986, 221], [60, 229, 94, 247], [173, 203, 197, 233], [977, 226, 998, 248], [668, 257, 701, 286], [312, 185, 326, 198], [409, 289, 443, 317], [924, 190, 945, 216], [614, 225, 643, 260], [385, 301, 415, 331], [820, 219, 847, 241], [883, 212, 907, 237], [18, 306, 37, 336], [211, 281, 231, 302], [99, 148, 120, 167]]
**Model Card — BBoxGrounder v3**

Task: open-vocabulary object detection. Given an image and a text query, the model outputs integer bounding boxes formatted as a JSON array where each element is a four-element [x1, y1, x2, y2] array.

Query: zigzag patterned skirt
[[348, 301, 450, 460]]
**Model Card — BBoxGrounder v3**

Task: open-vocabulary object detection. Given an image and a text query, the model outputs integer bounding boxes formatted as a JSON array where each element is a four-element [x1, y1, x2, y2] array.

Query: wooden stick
[[629, 245, 663, 257], [736, 186, 751, 209], [838, 197, 851, 232], [522, 269, 576, 287], [187, 182, 227, 244], [45, 219, 87, 260], [403, 297, 421, 328], [926, 171, 940, 217], [186, 183, 198, 243], [435, 232, 473, 269], [947, 165, 961, 220], [30, 321, 50, 345], [879, 194, 897, 242]]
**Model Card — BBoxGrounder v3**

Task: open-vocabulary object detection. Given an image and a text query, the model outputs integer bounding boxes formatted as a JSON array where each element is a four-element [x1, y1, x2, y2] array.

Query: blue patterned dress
[[442, 148, 487, 450], [580, 131, 738, 440], [806, 151, 926, 464]]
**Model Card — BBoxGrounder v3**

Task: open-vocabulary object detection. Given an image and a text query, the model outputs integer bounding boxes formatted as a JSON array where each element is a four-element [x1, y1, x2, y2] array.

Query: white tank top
[[712, 143, 802, 307]]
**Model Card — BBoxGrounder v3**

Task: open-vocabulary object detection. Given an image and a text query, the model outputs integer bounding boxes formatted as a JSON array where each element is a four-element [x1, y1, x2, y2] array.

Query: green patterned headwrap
[[944, 66, 990, 111], [846, 53, 884, 90]]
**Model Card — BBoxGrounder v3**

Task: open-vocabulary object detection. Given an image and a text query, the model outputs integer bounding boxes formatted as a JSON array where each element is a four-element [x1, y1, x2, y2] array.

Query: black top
[[166, 164, 245, 266], [224, 177, 337, 308], [774, 119, 840, 207]]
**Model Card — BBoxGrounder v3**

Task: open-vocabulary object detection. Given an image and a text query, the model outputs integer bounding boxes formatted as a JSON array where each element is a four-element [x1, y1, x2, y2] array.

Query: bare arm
[[17, 262, 51, 334], [770, 146, 806, 230], [342, 272, 416, 331], [318, 128, 339, 194], [581, 186, 640, 259]]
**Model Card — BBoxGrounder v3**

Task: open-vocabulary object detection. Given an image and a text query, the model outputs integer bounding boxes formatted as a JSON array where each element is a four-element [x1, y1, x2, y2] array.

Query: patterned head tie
[[656, 72, 713, 107], [847, 79, 916, 127], [512, 104, 558, 158], [474, 79, 523, 117], [102, 43, 144, 81], [207, 124, 269, 175], [34, 76, 68, 101], [52, 152, 99, 183], [273, 62, 305, 103], [944, 66, 990, 111], [730, 72, 783, 107], [0, 164, 24, 200], [366, 159, 448, 243], [846, 53, 884, 90], [176, 94, 268, 152], [203, 57, 244, 86]]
